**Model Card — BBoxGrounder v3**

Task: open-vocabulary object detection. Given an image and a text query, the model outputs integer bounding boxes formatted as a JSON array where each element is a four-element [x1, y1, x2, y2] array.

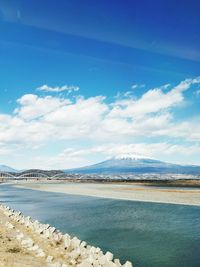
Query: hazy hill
[[0, 165, 17, 173]]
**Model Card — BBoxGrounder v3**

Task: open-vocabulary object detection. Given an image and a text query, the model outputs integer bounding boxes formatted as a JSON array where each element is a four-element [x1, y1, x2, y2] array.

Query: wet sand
[[16, 182, 200, 206]]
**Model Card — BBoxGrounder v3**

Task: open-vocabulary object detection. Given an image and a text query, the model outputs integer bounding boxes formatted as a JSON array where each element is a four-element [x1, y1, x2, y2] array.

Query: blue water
[[0, 184, 200, 267]]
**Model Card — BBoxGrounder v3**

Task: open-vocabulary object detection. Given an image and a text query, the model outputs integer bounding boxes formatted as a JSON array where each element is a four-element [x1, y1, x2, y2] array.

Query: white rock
[[27, 244, 39, 251], [63, 236, 71, 248], [88, 254, 96, 264], [78, 260, 92, 267], [42, 229, 51, 239], [123, 261, 133, 267], [99, 256, 106, 265], [89, 246, 96, 254], [114, 259, 122, 266], [92, 260, 101, 267], [95, 247, 101, 253], [49, 226, 56, 234], [69, 247, 81, 259], [36, 248, 46, 257], [5, 222, 14, 229], [46, 255, 54, 263], [16, 232, 24, 240], [53, 232, 62, 242], [71, 237, 81, 249], [80, 241, 87, 248], [21, 238, 34, 248], [105, 251, 114, 261], [70, 259, 77, 265], [63, 233, 70, 239]]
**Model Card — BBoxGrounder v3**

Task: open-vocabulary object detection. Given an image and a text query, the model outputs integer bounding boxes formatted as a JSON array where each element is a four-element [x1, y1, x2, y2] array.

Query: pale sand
[[15, 182, 200, 206]]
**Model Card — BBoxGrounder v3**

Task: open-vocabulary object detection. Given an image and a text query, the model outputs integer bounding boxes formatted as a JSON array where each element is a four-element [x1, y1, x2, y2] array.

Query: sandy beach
[[15, 182, 200, 206]]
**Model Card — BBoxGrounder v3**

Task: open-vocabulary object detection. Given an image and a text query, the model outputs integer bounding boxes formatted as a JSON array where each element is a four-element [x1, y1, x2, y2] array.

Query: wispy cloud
[[37, 84, 80, 93], [131, 84, 145, 90]]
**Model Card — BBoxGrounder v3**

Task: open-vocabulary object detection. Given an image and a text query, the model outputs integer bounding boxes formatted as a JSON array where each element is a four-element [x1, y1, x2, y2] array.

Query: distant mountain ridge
[[65, 154, 200, 175], [0, 165, 17, 173], [1, 154, 200, 175]]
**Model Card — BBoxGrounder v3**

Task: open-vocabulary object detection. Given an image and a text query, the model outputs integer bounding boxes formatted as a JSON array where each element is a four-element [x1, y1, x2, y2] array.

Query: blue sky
[[0, 0, 200, 169]]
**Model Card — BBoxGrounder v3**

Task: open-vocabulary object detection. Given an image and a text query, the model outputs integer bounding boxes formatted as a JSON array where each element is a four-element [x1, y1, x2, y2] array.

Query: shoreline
[[0, 204, 132, 267], [14, 181, 200, 207]]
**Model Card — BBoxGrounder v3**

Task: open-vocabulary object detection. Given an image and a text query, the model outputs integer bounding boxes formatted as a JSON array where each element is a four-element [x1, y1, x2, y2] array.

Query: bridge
[[0, 171, 71, 180], [0, 172, 15, 179]]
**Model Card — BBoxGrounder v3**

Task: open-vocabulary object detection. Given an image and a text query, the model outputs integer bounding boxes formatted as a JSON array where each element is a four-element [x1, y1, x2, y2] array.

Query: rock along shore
[[0, 204, 133, 267]]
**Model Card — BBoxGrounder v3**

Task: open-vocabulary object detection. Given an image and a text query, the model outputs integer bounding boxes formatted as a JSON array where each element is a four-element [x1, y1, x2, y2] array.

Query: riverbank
[[0, 210, 46, 267], [15, 181, 200, 206], [0, 204, 132, 267]]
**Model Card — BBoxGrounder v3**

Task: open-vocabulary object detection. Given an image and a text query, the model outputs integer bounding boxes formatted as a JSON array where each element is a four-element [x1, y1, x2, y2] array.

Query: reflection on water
[[0, 184, 200, 267]]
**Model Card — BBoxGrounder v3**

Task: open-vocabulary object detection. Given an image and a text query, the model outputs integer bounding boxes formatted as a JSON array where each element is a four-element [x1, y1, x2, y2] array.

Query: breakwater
[[0, 204, 133, 267]]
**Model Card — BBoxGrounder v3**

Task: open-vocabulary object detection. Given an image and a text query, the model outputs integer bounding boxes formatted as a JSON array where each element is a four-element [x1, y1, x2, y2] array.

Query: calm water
[[0, 184, 200, 267]]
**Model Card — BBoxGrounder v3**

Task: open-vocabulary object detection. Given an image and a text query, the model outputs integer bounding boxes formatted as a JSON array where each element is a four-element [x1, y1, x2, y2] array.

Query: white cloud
[[111, 78, 199, 119], [0, 77, 200, 168], [37, 84, 80, 93], [15, 94, 70, 120], [159, 83, 171, 90], [131, 84, 145, 89], [0, 95, 109, 147]]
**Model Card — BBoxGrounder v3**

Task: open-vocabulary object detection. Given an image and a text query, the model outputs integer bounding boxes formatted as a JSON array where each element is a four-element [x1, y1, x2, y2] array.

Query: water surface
[[0, 183, 200, 267]]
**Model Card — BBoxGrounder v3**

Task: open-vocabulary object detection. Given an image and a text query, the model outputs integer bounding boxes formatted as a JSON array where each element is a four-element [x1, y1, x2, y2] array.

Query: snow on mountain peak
[[114, 153, 155, 160]]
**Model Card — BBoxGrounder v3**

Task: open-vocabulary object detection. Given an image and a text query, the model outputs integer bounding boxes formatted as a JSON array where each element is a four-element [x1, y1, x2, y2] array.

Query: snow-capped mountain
[[0, 164, 17, 173], [66, 154, 200, 174], [114, 154, 155, 160], [112, 153, 156, 160]]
